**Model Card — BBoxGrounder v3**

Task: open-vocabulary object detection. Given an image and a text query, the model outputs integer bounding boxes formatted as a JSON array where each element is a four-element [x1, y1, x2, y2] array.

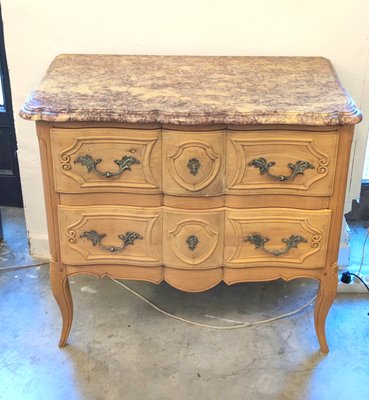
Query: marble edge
[[19, 103, 363, 126], [19, 54, 363, 126]]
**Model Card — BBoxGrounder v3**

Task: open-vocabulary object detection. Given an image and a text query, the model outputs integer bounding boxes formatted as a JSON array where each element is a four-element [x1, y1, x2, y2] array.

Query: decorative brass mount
[[248, 158, 314, 182], [74, 154, 140, 178], [245, 233, 307, 256], [80, 230, 143, 252]]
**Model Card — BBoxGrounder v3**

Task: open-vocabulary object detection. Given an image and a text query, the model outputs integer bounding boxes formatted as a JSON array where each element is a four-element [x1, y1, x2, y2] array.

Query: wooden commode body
[[20, 55, 362, 352]]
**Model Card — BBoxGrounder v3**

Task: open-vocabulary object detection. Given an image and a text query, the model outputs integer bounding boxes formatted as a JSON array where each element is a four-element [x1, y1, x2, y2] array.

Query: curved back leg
[[50, 260, 73, 347], [314, 264, 338, 353]]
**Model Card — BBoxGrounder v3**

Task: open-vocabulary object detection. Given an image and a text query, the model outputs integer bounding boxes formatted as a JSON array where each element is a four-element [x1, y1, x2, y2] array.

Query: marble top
[[20, 54, 362, 126]]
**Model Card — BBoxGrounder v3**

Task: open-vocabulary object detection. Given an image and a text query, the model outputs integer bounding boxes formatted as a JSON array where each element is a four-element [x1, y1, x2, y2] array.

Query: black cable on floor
[[341, 271, 369, 292]]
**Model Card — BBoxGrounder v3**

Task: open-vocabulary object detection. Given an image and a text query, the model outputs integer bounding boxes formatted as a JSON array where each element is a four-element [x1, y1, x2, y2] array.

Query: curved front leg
[[314, 264, 338, 353], [50, 260, 73, 347]]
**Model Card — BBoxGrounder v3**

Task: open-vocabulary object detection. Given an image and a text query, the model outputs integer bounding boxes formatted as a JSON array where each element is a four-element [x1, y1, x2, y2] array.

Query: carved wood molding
[[228, 135, 334, 193], [63, 210, 161, 264], [168, 218, 220, 266], [167, 140, 221, 191], [225, 212, 330, 268], [57, 135, 160, 190]]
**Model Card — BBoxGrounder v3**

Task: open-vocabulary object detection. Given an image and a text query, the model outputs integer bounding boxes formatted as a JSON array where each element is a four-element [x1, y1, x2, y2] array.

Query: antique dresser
[[20, 55, 362, 352]]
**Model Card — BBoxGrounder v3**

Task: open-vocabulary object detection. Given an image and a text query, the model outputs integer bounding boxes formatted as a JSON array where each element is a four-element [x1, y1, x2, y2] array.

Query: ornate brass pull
[[80, 230, 143, 252], [186, 235, 199, 251], [248, 158, 314, 182], [245, 234, 307, 256], [74, 154, 140, 178], [187, 158, 200, 176]]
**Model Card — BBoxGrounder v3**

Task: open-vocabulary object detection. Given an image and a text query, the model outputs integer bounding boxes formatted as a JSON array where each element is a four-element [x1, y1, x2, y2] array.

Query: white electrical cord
[[111, 277, 317, 330], [0, 240, 320, 327]]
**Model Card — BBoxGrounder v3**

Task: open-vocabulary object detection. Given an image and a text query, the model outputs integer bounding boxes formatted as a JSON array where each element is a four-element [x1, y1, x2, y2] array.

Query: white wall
[[3, 0, 369, 257]]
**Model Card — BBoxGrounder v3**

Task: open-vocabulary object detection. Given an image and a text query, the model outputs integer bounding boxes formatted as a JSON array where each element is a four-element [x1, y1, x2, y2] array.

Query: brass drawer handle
[[245, 234, 307, 256], [186, 234, 199, 251], [74, 154, 140, 178], [80, 230, 143, 252], [187, 158, 200, 176], [248, 158, 314, 182]]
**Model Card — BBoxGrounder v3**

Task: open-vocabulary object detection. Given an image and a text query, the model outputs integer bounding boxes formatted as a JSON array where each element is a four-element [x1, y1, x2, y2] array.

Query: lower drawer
[[58, 205, 331, 270], [58, 205, 162, 266], [224, 208, 332, 269], [163, 208, 224, 269]]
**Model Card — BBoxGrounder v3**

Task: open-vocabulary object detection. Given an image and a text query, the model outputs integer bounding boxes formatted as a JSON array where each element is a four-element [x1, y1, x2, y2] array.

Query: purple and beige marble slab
[[20, 54, 361, 126]]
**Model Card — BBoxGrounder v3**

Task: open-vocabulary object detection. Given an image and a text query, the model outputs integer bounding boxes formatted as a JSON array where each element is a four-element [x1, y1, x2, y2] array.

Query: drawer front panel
[[226, 130, 338, 196], [58, 206, 162, 266], [224, 208, 331, 268], [163, 208, 224, 269], [163, 130, 225, 195], [51, 128, 161, 193]]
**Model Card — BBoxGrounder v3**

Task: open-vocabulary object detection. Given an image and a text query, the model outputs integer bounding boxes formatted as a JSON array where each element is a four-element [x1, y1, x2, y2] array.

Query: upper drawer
[[51, 128, 161, 193], [226, 130, 338, 196], [162, 130, 226, 195]]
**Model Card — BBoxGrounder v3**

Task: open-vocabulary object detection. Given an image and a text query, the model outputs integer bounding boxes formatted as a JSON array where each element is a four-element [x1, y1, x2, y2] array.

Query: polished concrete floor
[[1, 207, 369, 400]]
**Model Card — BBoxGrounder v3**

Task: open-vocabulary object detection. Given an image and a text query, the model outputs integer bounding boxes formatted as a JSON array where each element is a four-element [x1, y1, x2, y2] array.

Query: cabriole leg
[[50, 260, 73, 347], [314, 264, 338, 353]]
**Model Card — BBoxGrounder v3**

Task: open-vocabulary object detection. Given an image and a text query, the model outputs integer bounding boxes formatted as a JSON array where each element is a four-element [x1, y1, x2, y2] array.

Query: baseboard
[[338, 280, 369, 293], [337, 270, 369, 293], [29, 233, 50, 259], [338, 220, 350, 269]]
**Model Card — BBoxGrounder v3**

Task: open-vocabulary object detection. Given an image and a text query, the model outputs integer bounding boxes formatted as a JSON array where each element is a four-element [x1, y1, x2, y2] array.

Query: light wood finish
[[162, 130, 226, 195], [60, 192, 163, 207], [225, 194, 329, 210], [163, 207, 224, 269], [53, 121, 162, 130], [58, 204, 331, 271], [315, 124, 354, 352], [50, 260, 73, 347], [164, 267, 224, 292], [35, 120, 356, 353], [223, 266, 322, 285], [314, 263, 338, 353], [60, 192, 329, 209], [227, 124, 338, 132], [37, 122, 73, 348], [224, 208, 331, 268], [66, 264, 164, 284], [163, 194, 225, 209], [162, 124, 227, 132], [58, 205, 162, 266], [51, 128, 161, 193], [226, 130, 338, 196], [30, 99, 353, 352], [54, 121, 336, 132]]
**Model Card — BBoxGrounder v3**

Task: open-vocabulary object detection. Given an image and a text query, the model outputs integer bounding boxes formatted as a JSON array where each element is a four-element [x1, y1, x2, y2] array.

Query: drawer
[[163, 208, 224, 269], [226, 130, 338, 196], [224, 208, 331, 269], [58, 205, 162, 266], [162, 130, 225, 195], [51, 128, 161, 193]]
